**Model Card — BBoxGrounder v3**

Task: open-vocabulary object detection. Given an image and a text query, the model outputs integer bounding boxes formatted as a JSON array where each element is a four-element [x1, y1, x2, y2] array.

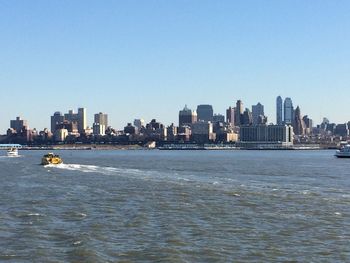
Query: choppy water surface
[[0, 150, 349, 262]]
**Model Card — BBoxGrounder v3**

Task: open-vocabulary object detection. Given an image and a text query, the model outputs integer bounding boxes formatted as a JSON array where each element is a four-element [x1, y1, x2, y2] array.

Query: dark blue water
[[0, 150, 349, 262]]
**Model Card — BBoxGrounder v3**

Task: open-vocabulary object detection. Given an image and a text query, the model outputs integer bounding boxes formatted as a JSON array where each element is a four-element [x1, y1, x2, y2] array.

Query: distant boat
[[41, 153, 63, 165], [335, 145, 350, 158], [7, 147, 18, 157]]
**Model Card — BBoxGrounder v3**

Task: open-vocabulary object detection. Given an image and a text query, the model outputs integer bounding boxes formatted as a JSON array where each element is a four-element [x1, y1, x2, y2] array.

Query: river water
[[0, 150, 349, 262]]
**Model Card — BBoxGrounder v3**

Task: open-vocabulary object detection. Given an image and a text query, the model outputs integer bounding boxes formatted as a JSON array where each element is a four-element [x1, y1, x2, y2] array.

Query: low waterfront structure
[[239, 124, 293, 149]]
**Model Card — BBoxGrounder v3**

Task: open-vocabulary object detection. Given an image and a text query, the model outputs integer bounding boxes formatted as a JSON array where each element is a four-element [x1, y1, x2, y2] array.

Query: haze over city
[[1, 0, 349, 132]]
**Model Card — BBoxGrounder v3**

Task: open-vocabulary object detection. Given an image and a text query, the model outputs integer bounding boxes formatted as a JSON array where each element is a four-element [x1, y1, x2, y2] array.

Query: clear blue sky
[[1, 0, 349, 132]]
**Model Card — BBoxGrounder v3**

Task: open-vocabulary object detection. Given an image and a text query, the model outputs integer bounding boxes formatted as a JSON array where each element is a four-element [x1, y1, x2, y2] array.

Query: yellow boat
[[41, 153, 63, 165]]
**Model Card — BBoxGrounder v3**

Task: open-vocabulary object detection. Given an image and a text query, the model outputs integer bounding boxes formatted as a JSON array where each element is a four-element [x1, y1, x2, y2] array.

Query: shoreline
[[14, 144, 337, 151]]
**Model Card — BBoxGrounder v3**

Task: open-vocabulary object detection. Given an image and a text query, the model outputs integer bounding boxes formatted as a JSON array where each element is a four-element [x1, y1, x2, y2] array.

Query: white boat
[[7, 147, 19, 157], [335, 144, 350, 158]]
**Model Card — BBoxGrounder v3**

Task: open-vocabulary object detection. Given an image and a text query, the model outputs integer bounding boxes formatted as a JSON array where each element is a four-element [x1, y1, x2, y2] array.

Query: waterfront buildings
[[276, 96, 283, 125], [239, 124, 294, 148], [284, 97, 294, 124], [179, 105, 197, 126]]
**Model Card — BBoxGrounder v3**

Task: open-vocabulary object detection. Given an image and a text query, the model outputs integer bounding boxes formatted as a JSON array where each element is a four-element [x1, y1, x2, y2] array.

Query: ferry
[[335, 144, 350, 158], [7, 147, 18, 157], [0, 144, 22, 157], [41, 153, 63, 165]]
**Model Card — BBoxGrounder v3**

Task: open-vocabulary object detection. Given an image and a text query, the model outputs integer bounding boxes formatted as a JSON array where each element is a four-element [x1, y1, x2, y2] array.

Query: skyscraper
[[10, 116, 28, 133], [293, 106, 305, 135], [235, 100, 244, 126], [226, 106, 235, 125], [196, 104, 213, 122], [179, 105, 197, 126], [134, 119, 145, 130], [241, 108, 253, 125], [94, 112, 108, 127], [78, 108, 87, 133], [64, 108, 87, 134], [276, 96, 283, 125], [51, 111, 65, 133], [284, 97, 294, 124], [252, 102, 264, 125]]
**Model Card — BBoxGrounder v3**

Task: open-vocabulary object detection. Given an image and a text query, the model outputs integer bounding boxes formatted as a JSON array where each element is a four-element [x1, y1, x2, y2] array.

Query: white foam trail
[[45, 163, 143, 177], [27, 213, 41, 216]]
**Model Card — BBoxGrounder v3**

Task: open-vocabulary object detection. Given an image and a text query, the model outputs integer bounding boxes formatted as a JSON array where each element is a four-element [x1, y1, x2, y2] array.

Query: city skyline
[[1, 1, 350, 132], [1, 95, 348, 134]]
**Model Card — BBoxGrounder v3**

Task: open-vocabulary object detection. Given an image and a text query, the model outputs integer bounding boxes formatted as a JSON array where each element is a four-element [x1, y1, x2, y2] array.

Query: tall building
[[303, 115, 313, 135], [10, 117, 28, 133], [93, 123, 106, 136], [252, 102, 264, 125], [64, 108, 87, 134], [196, 104, 213, 122], [276, 96, 283, 125], [94, 112, 108, 127], [284, 97, 294, 124], [226, 106, 235, 125], [179, 105, 197, 126], [134, 119, 145, 133], [191, 122, 215, 143], [293, 106, 305, 135], [213, 114, 225, 123], [78, 108, 87, 133], [242, 108, 253, 125], [235, 100, 244, 126], [51, 111, 64, 133]]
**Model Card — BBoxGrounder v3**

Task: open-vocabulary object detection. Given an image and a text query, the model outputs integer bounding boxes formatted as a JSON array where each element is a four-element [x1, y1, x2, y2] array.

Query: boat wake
[[44, 163, 143, 176]]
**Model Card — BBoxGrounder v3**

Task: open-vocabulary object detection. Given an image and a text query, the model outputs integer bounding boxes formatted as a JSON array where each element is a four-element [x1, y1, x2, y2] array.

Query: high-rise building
[[213, 114, 225, 123], [167, 123, 178, 141], [196, 104, 213, 122], [191, 122, 215, 143], [276, 96, 283, 125], [293, 106, 305, 135], [226, 107, 235, 125], [179, 105, 197, 126], [242, 108, 253, 125], [78, 108, 87, 133], [284, 97, 294, 124], [303, 115, 313, 135], [10, 117, 28, 133], [93, 123, 106, 136], [64, 108, 87, 134], [51, 111, 65, 133], [235, 100, 244, 126], [252, 102, 264, 125], [134, 119, 145, 133], [94, 112, 108, 127]]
